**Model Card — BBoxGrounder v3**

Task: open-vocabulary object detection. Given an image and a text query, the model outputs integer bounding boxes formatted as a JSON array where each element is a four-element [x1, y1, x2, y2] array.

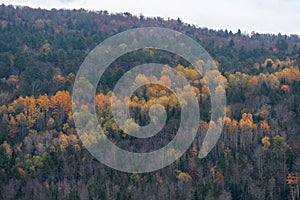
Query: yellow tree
[[261, 136, 271, 151], [239, 113, 257, 149], [37, 94, 51, 128], [37, 95, 50, 112], [51, 91, 72, 126], [95, 93, 111, 113], [8, 114, 18, 139]]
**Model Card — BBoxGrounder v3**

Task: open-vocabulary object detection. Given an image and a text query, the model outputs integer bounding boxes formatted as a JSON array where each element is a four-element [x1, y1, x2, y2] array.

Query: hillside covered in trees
[[0, 4, 300, 200]]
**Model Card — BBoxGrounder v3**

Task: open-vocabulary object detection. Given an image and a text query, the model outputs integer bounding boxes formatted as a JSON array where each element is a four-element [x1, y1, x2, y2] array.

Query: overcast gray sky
[[1, 0, 300, 35]]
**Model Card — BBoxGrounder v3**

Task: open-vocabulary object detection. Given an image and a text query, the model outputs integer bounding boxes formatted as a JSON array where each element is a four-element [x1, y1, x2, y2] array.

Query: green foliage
[[0, 146, 12, 185], [272, 135, 290, 156]]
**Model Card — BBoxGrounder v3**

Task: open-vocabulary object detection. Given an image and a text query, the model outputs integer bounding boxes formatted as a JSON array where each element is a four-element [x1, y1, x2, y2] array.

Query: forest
[[0, 4, 300, 200]]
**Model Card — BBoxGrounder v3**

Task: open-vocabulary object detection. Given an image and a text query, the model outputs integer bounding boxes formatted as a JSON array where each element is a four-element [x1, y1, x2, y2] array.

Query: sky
[[1, 0, 300, 35]]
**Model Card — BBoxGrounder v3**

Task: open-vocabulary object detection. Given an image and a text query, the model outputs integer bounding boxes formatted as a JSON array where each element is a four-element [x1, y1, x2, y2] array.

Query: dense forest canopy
[[0, 4, 300, 200]]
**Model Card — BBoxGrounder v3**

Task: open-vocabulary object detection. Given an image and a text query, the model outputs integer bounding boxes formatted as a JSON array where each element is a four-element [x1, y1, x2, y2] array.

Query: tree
[[123, 118, 139, 137], [239, 113, 257, 149], [95, 93, 111, 113], [262, 136, 270, 150], [229, 38, 234, 47], [58, 133, 69, 151], [0, 141, 12, 158], [8, 114, 17, 139], [176, 171, 192, 182], [0, 145, 11, 185], [37, 95, 50, 112], [272, 135, 289, 156], [51, 91, 72, 126], [281, 84, 290, 92]]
